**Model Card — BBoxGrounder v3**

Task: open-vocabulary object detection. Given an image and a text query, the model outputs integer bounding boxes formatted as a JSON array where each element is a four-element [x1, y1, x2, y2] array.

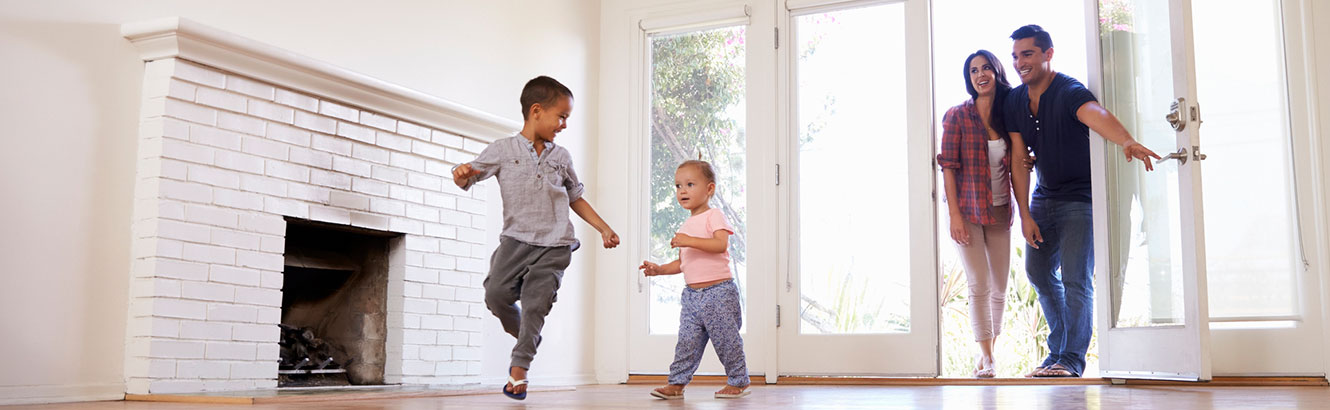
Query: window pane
[[648, 26, 748, 334], [795, 4, 908, 334]]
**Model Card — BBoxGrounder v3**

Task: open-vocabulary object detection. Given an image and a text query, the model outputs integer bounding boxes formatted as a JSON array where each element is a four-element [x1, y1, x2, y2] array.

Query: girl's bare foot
[[714, 384, 750, 399], [650, 384, 685, 400]]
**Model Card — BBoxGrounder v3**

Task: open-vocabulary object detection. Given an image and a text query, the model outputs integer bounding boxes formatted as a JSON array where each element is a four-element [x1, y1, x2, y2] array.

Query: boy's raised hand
[[452, 163, 478, 188], [639, 261, 661, 276]]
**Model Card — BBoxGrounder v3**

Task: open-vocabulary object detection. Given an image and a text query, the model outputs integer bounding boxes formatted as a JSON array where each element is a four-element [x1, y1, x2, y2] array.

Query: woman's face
[[968, 55, 997, 97]]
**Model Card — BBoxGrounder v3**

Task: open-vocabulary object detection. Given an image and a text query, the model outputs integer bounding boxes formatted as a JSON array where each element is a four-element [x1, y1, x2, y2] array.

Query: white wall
[[0, 0, 600, 403]]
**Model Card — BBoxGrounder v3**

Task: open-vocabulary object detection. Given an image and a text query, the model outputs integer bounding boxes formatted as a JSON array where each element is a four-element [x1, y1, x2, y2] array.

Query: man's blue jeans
[[1025, 198, 1094, 376]]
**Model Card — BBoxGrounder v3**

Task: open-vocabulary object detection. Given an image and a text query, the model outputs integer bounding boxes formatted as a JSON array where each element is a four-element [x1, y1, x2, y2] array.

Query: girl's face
[[968, 55, 997, 97], [674, 165, 715, 211]]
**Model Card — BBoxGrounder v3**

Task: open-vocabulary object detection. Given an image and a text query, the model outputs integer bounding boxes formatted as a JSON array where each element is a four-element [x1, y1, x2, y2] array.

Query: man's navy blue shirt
[[1005, 72, 1098, 203]]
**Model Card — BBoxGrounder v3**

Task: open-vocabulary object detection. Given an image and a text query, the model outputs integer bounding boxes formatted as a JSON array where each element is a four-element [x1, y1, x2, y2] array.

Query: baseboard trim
[[0, 383, 125, 405]]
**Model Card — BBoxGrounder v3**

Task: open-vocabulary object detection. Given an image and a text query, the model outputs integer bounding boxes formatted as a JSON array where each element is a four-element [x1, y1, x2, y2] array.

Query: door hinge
[[775, 27, 780, 49], [776, 305, 781, 328], [776, 164, 781, 186]]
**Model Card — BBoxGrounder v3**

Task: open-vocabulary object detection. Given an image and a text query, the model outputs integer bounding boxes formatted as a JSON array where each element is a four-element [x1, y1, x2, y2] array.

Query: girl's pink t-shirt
[[678, 208, 735, 284]]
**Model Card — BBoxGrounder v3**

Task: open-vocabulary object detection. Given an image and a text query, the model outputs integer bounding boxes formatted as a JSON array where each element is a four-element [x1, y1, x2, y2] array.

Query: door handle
[[1167, 98, 1187, 131], [1156, 147, 1188, 165]]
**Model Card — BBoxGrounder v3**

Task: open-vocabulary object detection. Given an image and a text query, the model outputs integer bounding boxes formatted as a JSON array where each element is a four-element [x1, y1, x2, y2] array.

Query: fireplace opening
[[279, 218, 398, 387]]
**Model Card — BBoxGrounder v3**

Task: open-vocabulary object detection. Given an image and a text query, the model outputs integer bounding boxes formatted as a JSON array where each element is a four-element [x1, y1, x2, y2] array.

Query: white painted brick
[[309, 205, 352, 225], [424, 193, 457, 210], [309, 169, 352, 190], [231, 361, 277, 379], [435, 361, 467, 376], [389, 185, 424, 204], [182, 243, 236, 265], [352, 143, 391, 164], [211, 265, 261, 287], [295, 110, 337, 134], [359, 111, 397, 131], [403, 313, 422, 329], [468, 273, 484, 288], [202, 380, 255, 391], [470, 242, 487, 256], [370, 198, 406, 216], [288, 183, 330, 203], [238, 213, 286, 235], [205, 342, 256, 360], [401, 344, 420, 360], [153, 297, 209, 320], [350, 212, 389, 230], [354, 177, 391, 198], [397, 121, 431, 140], [150, 258, 210, 282], [406, 252, 425, 267], [403, 329, 436, 345], [235, 286, 282, 307], [407, 173, 443, 191], [406, 236, 440, 252], [432, 130, 464, 149], [237, 250, 284, 271], [453, 317, 483, 332], [167, 79, 197, 101], [185, 203, 241, 229], [148, 379, 206, 394], [390, 218, 424, 235], [241, 135, 288, 160], [456, 197, 486, 215], [240, 174, 287, 197], [259, 270, 283, 290], [467, 362, 483, 376], [257, 343, 280, 361], [264, 159, 310, 182], [179, 320, 233, 340], [388, 153, 426, 174], [329, 190, 371, 211], [440, 240, 469, 257], [256, 307, 281, 324], [445, 149, 476, 165], [148, 158, 190, 181], [404, 282, 423, 298], [411, 141, 448, 160], [471, 215, 486, 230], [254, 380, 278, 389], [174, 61, 226, 88], [210, 228, 261, 250], [213, 150, 265, 174], [372, 164, 409, 185], [176, 360, 230, 379], [424, 160, 452, 177], [319, 100, 359, 122], [249, 99, 294, 123], [226, 76, 275, 100], [186, 164, 241, 189], [456, 257, 487, 274], [453, 346, 482, 361], [462, 138, 487, 155], [289, 146, 333, 169], [405, 204, 438, 223], [335, 157, 374, 179], [402, 360, 433, 376], [233, 324, 278, 343], [275, 89, 318, 111], [149, 339, 207, 359], [213, 188, 265, 211], [260, 236, 284, 254], [455, 287, 483, 303], [375, 131, 413, 152], [158, 200, 188, 221], [194, 86, 247, 112], [457, 227, 485, 244], [133, 237, 185, 259], [311, 132, 352, 155], [439, 209, 471, 227], [404, 267, 439, 284], [419, 346, 451, 361], [337, 122, 375, 144], [423, 254, 455, 270], [218, 111, 266, 136], [435, 300, 467, 316], [146, 359, 177, 378], [155, 219, 212, 243], [420, 315, 453, 330], [404, 298, 438, 315], [161, 138, 215, 164], [262, 125, 308, 148], [127, 315, 179, 338], [438, 270, 469, 287], [438, 330, 469, 345]]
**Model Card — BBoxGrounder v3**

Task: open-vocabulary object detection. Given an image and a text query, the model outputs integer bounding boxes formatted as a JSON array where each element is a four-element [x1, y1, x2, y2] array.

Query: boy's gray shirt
[[458, 134, 585, 248]]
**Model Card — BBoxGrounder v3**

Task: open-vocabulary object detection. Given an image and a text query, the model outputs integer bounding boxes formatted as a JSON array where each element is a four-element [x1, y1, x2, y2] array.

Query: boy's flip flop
[[503, 376, 528, 400]]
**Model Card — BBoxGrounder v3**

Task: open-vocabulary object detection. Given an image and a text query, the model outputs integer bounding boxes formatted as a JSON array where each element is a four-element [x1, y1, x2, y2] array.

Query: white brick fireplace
[[120, 18, 517, 394]]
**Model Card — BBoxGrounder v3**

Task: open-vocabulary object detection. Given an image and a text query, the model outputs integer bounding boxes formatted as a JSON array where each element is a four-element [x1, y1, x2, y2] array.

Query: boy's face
[[530, 95, 573, 143], [1011, 37, 1052, 84]]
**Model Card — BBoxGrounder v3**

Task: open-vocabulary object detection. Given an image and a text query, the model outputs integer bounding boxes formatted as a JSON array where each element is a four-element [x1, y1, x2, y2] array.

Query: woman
[[936, 49, 1018, 378]]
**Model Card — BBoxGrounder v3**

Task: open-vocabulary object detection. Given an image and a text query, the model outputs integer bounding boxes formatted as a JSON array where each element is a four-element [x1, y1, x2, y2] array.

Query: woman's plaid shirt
[[937, 99, 1013, 226]]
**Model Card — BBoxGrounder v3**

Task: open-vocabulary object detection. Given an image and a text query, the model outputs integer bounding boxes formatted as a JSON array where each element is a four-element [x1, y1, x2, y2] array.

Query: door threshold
[[626, 374, 1327, 386]]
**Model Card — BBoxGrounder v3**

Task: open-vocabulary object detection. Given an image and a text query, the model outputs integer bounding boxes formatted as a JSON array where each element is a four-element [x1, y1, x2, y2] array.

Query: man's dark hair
[[1010, 24, 1053, 51], [520, 76, 573, 120]]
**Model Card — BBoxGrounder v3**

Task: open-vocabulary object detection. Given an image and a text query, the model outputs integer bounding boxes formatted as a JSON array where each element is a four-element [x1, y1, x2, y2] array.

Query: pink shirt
[[678, 208, 735, 284]]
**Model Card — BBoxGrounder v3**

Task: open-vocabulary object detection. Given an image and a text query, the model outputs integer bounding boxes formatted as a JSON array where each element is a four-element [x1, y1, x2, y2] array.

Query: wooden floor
[[9, 384, 1330, 409]]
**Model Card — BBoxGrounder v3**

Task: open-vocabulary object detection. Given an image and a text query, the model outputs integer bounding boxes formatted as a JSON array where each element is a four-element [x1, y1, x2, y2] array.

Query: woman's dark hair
[[962, 50, 1012, 138]]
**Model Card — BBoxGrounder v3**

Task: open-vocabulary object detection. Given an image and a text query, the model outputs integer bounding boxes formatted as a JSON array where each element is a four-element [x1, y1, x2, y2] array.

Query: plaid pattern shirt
[[937, 99, 1012, 226]]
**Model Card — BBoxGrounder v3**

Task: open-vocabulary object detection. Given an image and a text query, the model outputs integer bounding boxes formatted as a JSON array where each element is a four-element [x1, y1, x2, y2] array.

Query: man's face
[[1011, 37, 1052, 84]]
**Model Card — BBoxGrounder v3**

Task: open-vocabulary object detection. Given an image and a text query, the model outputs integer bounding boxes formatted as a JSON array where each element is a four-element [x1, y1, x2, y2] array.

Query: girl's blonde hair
[[677, 160, 716, 183]]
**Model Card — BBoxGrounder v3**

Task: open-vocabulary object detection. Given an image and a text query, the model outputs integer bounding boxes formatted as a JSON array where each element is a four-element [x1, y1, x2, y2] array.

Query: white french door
[[775, 0, 937, 376]]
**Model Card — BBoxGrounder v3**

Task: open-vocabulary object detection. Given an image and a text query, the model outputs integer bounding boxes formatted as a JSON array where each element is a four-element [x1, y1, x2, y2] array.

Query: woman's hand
[[949, 214, 970, 246]]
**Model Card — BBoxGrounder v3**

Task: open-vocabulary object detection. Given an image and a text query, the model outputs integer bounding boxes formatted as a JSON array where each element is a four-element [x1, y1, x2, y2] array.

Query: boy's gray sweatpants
[[483, 237, 573, 370]]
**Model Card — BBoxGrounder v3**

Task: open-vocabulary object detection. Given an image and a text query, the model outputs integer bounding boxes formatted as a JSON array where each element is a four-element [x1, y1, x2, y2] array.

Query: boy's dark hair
[[520, 76, 573, 120], [678, 160, 716, 184], [1010, 24, 1053, 51]]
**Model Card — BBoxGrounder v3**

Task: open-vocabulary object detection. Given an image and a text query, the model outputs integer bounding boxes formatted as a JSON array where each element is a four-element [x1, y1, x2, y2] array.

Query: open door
[[1092, 0, 1211, 381]]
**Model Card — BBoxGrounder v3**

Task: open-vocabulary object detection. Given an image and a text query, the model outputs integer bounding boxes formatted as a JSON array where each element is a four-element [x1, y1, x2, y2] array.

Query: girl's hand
[[670, 233, 691, 249], [639, 261, 661, 276], [949, 214, 970, 246], [600, 228, 620, 249]]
